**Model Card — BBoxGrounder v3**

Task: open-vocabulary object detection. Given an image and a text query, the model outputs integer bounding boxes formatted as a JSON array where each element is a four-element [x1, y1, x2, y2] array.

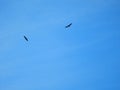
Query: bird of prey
[[23, 36, 28, 41], [65, 23, 72, 28]]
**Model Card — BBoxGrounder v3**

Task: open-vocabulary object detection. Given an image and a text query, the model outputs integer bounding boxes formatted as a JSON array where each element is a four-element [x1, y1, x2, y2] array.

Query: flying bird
[[23, 36, 28, 41], [65, 23, 72, 28]]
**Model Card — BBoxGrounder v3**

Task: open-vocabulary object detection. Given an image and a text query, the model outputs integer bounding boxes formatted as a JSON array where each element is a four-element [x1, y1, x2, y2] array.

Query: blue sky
[[0, 0, 120, 90]]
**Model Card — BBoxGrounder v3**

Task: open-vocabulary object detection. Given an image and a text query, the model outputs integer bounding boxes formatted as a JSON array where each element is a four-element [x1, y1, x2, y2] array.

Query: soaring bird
[[65, 23, 72, 28], [23, 36, 28, 41]]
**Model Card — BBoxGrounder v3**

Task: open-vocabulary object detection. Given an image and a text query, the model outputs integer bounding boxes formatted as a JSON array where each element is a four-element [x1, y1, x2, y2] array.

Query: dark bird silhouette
[[65, 23, 72, 28], [24, 36, 28, 41]]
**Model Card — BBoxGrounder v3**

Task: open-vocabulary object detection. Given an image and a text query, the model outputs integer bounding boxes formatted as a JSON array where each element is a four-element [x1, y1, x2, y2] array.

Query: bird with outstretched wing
[[23, 36, 28, 41], [65, 23, 72, 28]]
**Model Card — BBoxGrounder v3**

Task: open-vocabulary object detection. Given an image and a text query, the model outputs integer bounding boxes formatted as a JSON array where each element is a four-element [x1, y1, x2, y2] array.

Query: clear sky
[[0, 0, 120, 90]]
